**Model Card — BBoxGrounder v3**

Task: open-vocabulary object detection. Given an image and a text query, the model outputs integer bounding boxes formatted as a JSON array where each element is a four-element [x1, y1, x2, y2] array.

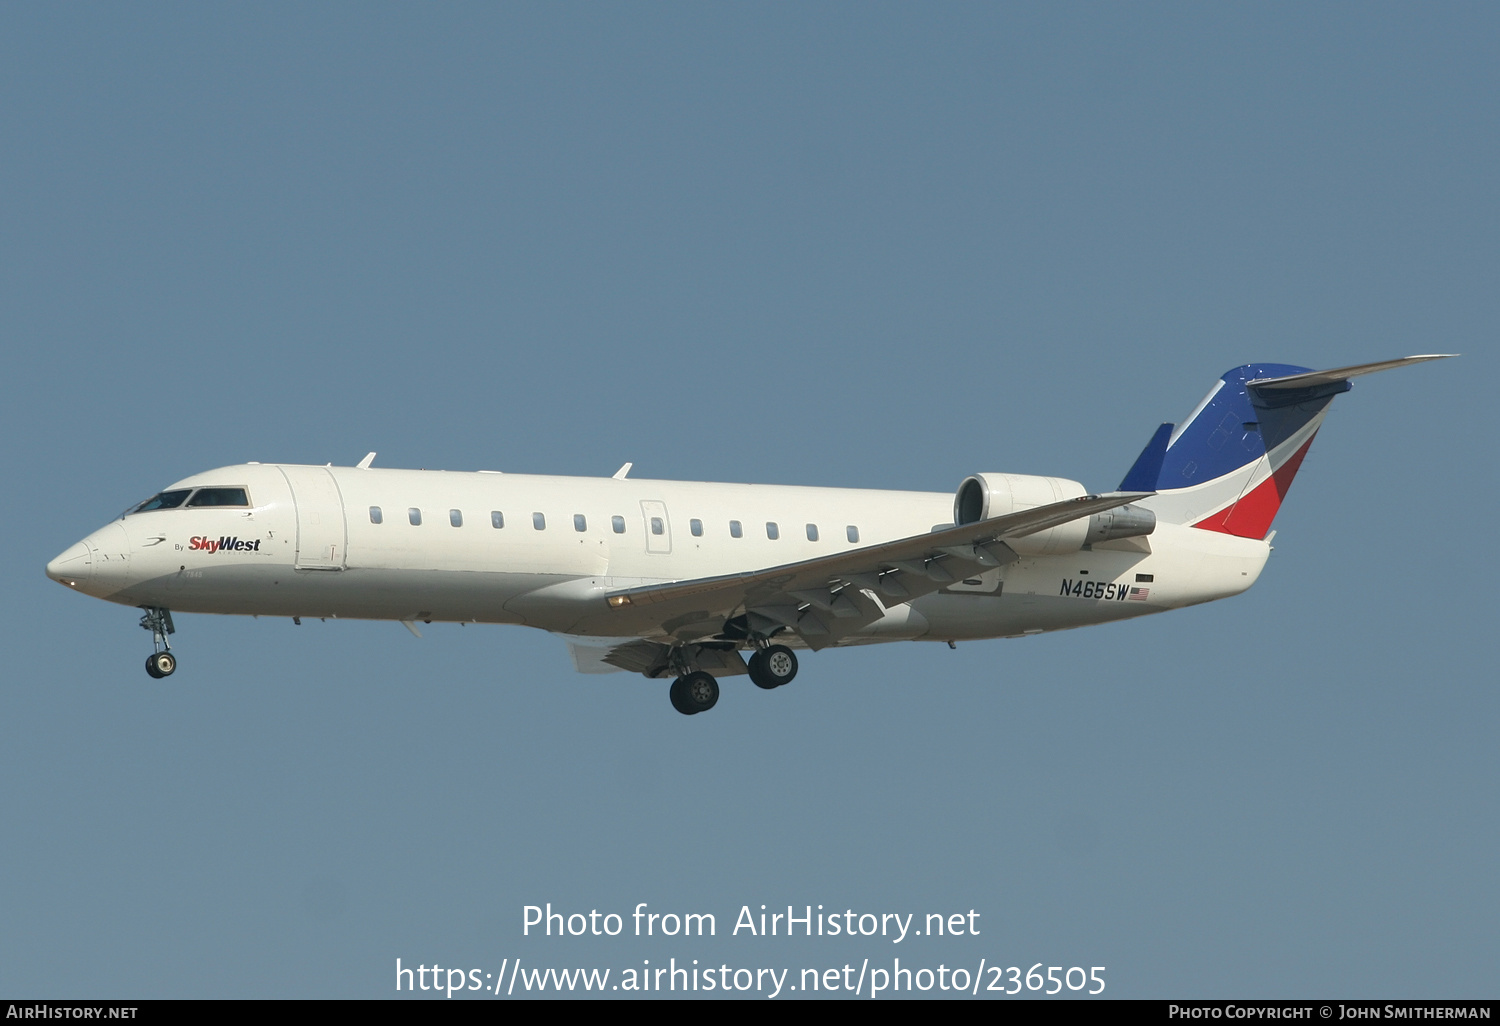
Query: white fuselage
[[48, 462, 1271, 651]]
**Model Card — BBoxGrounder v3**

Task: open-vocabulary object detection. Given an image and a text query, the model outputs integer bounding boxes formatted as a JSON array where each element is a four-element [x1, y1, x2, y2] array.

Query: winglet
[[356, 452, 377, 470], [1118, 423, 1173, 492], [613, 462, 633, 480]]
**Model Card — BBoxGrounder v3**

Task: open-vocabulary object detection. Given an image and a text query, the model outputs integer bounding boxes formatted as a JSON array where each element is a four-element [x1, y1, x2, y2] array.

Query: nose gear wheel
[[145, 651, 177, 678]]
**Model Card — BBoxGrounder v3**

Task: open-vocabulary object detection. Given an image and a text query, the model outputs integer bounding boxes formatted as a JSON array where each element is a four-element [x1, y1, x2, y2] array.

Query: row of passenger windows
[[367, 506, 860, 542]]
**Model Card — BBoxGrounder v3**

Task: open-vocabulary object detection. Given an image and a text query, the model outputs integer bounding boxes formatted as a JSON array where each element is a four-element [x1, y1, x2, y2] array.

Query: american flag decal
[[1128, 587, 1150, 601]]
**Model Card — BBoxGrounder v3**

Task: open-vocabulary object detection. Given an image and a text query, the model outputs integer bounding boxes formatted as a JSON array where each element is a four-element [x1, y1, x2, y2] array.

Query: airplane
[[47, 355, 1452, 715]]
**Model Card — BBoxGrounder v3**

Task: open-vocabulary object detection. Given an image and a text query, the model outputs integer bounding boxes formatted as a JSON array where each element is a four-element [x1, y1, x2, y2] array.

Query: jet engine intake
[[954, 473, 1091, 555]]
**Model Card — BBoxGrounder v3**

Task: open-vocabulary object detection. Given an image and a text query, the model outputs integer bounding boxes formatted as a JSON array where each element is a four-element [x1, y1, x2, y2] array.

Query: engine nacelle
[[1083, 504, 1157, 545], [953, 473, 1155, 555], [954, 473, 1088, 555]]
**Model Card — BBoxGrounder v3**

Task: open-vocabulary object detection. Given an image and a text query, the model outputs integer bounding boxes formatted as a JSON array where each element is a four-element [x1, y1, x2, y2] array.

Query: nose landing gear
[[145, 651, 176, 678], [139, 606, 176, 678]]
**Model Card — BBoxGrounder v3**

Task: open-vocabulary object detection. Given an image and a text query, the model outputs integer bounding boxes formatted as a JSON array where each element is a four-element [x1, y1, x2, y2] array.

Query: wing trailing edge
[[590, 490, 1152, 649]]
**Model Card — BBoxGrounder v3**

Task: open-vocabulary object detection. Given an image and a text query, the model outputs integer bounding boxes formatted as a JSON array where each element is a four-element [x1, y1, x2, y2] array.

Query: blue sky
[[2, 3, 1494, 998]]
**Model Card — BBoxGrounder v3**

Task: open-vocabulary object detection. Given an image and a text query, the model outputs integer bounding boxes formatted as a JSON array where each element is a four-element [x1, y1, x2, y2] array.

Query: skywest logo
[[189, 536, 262, 553]]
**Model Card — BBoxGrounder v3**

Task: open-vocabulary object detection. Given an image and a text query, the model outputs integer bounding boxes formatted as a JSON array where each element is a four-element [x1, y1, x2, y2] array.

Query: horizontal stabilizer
[[1247, 354, 1456, 391]]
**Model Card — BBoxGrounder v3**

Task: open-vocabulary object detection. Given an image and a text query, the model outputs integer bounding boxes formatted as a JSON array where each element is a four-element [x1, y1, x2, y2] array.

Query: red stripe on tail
[[1193, 432, 1318, 540]]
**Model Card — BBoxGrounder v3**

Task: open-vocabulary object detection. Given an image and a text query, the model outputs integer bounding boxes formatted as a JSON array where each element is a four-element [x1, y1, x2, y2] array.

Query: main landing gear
[[748, 644, 798, 690], [669, 671, 719, 715], [665, 643, 801, 715], [140, 606, 177, 679]]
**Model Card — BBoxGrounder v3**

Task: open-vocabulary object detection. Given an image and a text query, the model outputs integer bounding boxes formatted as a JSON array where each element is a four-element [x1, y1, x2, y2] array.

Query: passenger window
[[847, 525, 860, 543], [574, 514, 587, 532], [369, 506, 383, 524], [806, 523, 818, 541], [185, 487, 250, 507], [690, 519, 703, 537], [650, 517, 664, 536], [409, 508, 422, 526], [450, 509, 463, 527], [491, 511, 504, 529], [729, 520, 743, 538], [611, 515, 625, 534], [533, 512, 546, 530], [766, 522, 779, 540]]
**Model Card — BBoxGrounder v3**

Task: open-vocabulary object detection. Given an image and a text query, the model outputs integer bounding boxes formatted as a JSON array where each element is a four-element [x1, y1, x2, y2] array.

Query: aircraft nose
[[49, 523, 131, 596], [47, 540, 93, 586]]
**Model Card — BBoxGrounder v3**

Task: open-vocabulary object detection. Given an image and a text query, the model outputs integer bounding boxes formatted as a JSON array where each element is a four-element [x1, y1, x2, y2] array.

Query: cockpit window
[[185, 487, 250, 507], [126, 490, 193, 515]]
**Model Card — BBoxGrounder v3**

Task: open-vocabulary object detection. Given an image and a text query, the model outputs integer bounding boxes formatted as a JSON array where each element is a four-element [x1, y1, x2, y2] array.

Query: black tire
[[747, 650, 778, 689], [679, 671, 719, 713], [749, 645, 798, 689], [668, 676, 698, 715], [145, 652, 175, 678]]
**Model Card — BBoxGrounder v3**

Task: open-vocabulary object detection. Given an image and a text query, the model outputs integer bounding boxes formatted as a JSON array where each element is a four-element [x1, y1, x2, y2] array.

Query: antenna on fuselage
[[612, 462, 633, 479], [356, 452, 377, 470]]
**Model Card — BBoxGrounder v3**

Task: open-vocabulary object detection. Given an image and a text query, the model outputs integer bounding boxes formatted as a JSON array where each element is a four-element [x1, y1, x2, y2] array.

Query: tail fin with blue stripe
[[1120, 356, 1454, 539]]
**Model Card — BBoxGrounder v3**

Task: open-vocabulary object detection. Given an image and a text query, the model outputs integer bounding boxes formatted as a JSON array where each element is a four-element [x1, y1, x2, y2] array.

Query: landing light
[[607, 595, 632, 608]]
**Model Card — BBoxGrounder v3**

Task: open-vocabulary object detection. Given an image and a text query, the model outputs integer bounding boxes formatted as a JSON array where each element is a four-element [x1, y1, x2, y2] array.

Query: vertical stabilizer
[[1119, 355, 1453, 539]]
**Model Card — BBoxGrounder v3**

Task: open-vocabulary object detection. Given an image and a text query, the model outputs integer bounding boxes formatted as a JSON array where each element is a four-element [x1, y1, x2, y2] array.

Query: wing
[[586, 491, 1152, 650], [564, 636, 749, 678]]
